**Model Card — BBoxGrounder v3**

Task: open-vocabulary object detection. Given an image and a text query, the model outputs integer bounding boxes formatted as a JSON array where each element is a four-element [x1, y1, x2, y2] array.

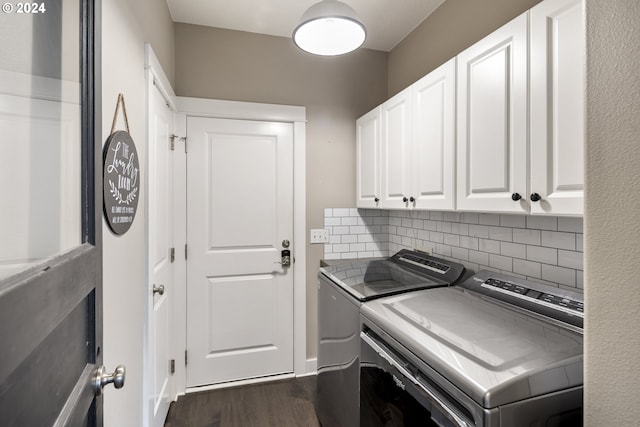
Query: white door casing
[[186, 116, 294, 387], [530, 0, 584, 215], [148, 84, 174, 426], [456, 13, 529, 213]]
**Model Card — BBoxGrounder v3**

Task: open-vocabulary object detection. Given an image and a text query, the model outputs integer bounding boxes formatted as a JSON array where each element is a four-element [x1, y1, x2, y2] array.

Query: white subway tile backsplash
[[461, 212, 479, 224], [542, 264, 576, 287], [558, 250, 583, 270], [501, 242, 526, 259], [460, 236, 479, 250], [341, 216, 359, 226], [541, 231, 576, 250], [469, 250, 489, 266], [513, 259, 542, 278], [526, 216, 557, 231], [333, 208, 351, 217], [430, 211, 444, 221], [323, 208, 583, 291], [469, 224, 490, 238], [558, 217, 583, 233], [489, 226, 513, 242], [479, 213, 500, 226], [527, 245, 558, 264], [489, 254, 513, 271], [479, 239, 501, 254], [444, 234, 460, 247], [500, 215, 526, 228], [513, 228, 541, 245]]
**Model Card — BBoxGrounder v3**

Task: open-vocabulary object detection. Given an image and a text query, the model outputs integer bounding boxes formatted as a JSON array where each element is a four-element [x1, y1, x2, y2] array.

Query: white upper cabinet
[[456, 13, 529, 213], [380, 87, 412, 209], [411, 58, 456, 210], [530, 0, 584, 215], [356, 106, 381, 208]]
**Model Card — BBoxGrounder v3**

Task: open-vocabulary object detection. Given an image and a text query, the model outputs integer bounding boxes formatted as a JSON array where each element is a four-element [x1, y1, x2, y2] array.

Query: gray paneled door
[[0, 0, 107, 425]]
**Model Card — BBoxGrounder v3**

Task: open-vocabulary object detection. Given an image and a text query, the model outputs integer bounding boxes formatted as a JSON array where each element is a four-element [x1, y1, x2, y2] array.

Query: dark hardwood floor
[[164, 375, 321, 427]]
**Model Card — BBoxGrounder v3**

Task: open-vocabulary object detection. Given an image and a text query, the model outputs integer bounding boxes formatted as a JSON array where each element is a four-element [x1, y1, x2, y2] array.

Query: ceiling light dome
[[292, 0, 367, 56]]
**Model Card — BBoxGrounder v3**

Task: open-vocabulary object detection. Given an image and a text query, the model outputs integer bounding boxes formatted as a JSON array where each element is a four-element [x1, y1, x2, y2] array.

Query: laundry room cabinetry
[[380, 87, 412, 209], [356, 58, 456, 211], [456, 0, 584, 215], [529, 0, 584, 215], [356, 106, 382, 208], [456, 13, 529, 214]]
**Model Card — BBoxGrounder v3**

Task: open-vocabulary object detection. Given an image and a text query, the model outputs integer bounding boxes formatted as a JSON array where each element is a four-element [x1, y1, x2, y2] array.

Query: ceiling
[[166, 0, 446, 52]]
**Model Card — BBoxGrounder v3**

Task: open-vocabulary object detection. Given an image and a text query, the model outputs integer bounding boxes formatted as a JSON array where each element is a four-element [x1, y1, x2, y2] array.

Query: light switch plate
[[310, 228, 329, 244]]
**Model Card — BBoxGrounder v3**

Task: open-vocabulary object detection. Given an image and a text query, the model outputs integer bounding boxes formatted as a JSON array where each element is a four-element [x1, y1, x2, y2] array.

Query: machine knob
[[530, 193, 542, 202], [511, 193, 522, 201], [403, 196, 408, 203]]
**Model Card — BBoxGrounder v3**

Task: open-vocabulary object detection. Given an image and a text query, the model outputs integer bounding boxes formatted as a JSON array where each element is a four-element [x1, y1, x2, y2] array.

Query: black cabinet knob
[[374, 197, 379, 203], [403, 196, 408, 203], [530, 193, 542, 202], [409, 196, 415, 203], [511, 193, 522, 201]]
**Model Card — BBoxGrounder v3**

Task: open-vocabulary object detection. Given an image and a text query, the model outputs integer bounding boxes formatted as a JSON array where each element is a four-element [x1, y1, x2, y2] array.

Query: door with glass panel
[[0, 0, 113, 425]]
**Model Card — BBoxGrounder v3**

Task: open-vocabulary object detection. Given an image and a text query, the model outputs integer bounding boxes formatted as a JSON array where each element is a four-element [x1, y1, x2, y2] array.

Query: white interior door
[[148, 84, 174, 427], [186, 116, 294, 387]]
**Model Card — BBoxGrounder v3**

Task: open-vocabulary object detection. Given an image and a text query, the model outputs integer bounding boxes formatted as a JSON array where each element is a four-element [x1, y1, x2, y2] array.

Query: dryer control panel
[[460, 270, 584, 330]]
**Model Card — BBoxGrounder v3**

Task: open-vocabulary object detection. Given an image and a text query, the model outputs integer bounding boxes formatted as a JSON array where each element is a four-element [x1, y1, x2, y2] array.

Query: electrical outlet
[[310, 228, 329, 244]]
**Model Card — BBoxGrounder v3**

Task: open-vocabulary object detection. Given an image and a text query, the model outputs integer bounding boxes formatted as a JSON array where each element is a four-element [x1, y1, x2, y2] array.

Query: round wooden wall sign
[[103, 130, 140, 235]]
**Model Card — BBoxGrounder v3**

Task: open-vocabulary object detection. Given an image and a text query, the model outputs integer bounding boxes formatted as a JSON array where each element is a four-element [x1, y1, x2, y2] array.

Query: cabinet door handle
[[511, 193, 522, 201], [403, 196, 408, 203], [409, 196, 415, 203], [530, 193, 542, 202], [374, 197, 379, 203]]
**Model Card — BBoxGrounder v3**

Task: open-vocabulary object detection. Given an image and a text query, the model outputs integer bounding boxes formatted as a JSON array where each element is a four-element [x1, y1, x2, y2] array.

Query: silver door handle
[[94, 364, 126, 396], [153, 284, 165, 296]]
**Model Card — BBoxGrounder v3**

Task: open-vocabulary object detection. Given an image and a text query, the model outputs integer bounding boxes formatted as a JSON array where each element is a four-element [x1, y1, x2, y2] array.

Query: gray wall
[[173, 23, 388, 358], [388, 0, 542, 96], [101, 0, 174, 424], [584, 1, 640, 424]]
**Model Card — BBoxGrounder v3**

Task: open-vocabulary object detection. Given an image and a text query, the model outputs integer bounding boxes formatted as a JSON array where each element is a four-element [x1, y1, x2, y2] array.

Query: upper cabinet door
[[530, 0, 584, 216], [411, 58, 456, 211], [356, 106, 382, 208], [456, 14, 529, 213], [381, 87, 412, 209]]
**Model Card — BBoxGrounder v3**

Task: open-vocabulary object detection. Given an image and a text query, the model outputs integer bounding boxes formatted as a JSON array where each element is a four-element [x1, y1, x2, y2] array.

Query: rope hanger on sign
[[110, 93, 131, 135]]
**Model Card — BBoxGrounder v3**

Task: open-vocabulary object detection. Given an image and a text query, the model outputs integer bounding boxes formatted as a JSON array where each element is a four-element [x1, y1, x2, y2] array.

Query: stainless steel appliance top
[[360, 271, 584, 409], [319, 249, 467, 302]]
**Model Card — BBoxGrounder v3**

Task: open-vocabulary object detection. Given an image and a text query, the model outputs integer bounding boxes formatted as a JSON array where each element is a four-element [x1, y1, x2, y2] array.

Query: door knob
[[153, 284, 165, 296], [94, 364, 126, 396]]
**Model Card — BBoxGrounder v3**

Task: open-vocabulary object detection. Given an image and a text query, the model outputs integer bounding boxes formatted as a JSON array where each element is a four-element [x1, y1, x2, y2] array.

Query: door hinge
[[185, 244, 188, 260], [185, 350, 188, 366], [170, 359, 175, 375], [170, 247, 175, 263]]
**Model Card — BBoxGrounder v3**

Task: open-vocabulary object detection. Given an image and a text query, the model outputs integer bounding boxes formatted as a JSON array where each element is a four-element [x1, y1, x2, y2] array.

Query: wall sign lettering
[[103, 94, 139, 235]]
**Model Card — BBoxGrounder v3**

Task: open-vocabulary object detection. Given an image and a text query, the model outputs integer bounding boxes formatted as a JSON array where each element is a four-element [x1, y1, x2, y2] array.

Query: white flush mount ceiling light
[[292, 0, 367, 56]]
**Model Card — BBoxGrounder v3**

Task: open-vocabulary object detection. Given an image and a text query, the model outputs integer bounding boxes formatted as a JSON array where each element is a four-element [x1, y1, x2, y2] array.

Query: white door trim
[[144, 44, 178, 427], [175, 96, 307, 391]]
